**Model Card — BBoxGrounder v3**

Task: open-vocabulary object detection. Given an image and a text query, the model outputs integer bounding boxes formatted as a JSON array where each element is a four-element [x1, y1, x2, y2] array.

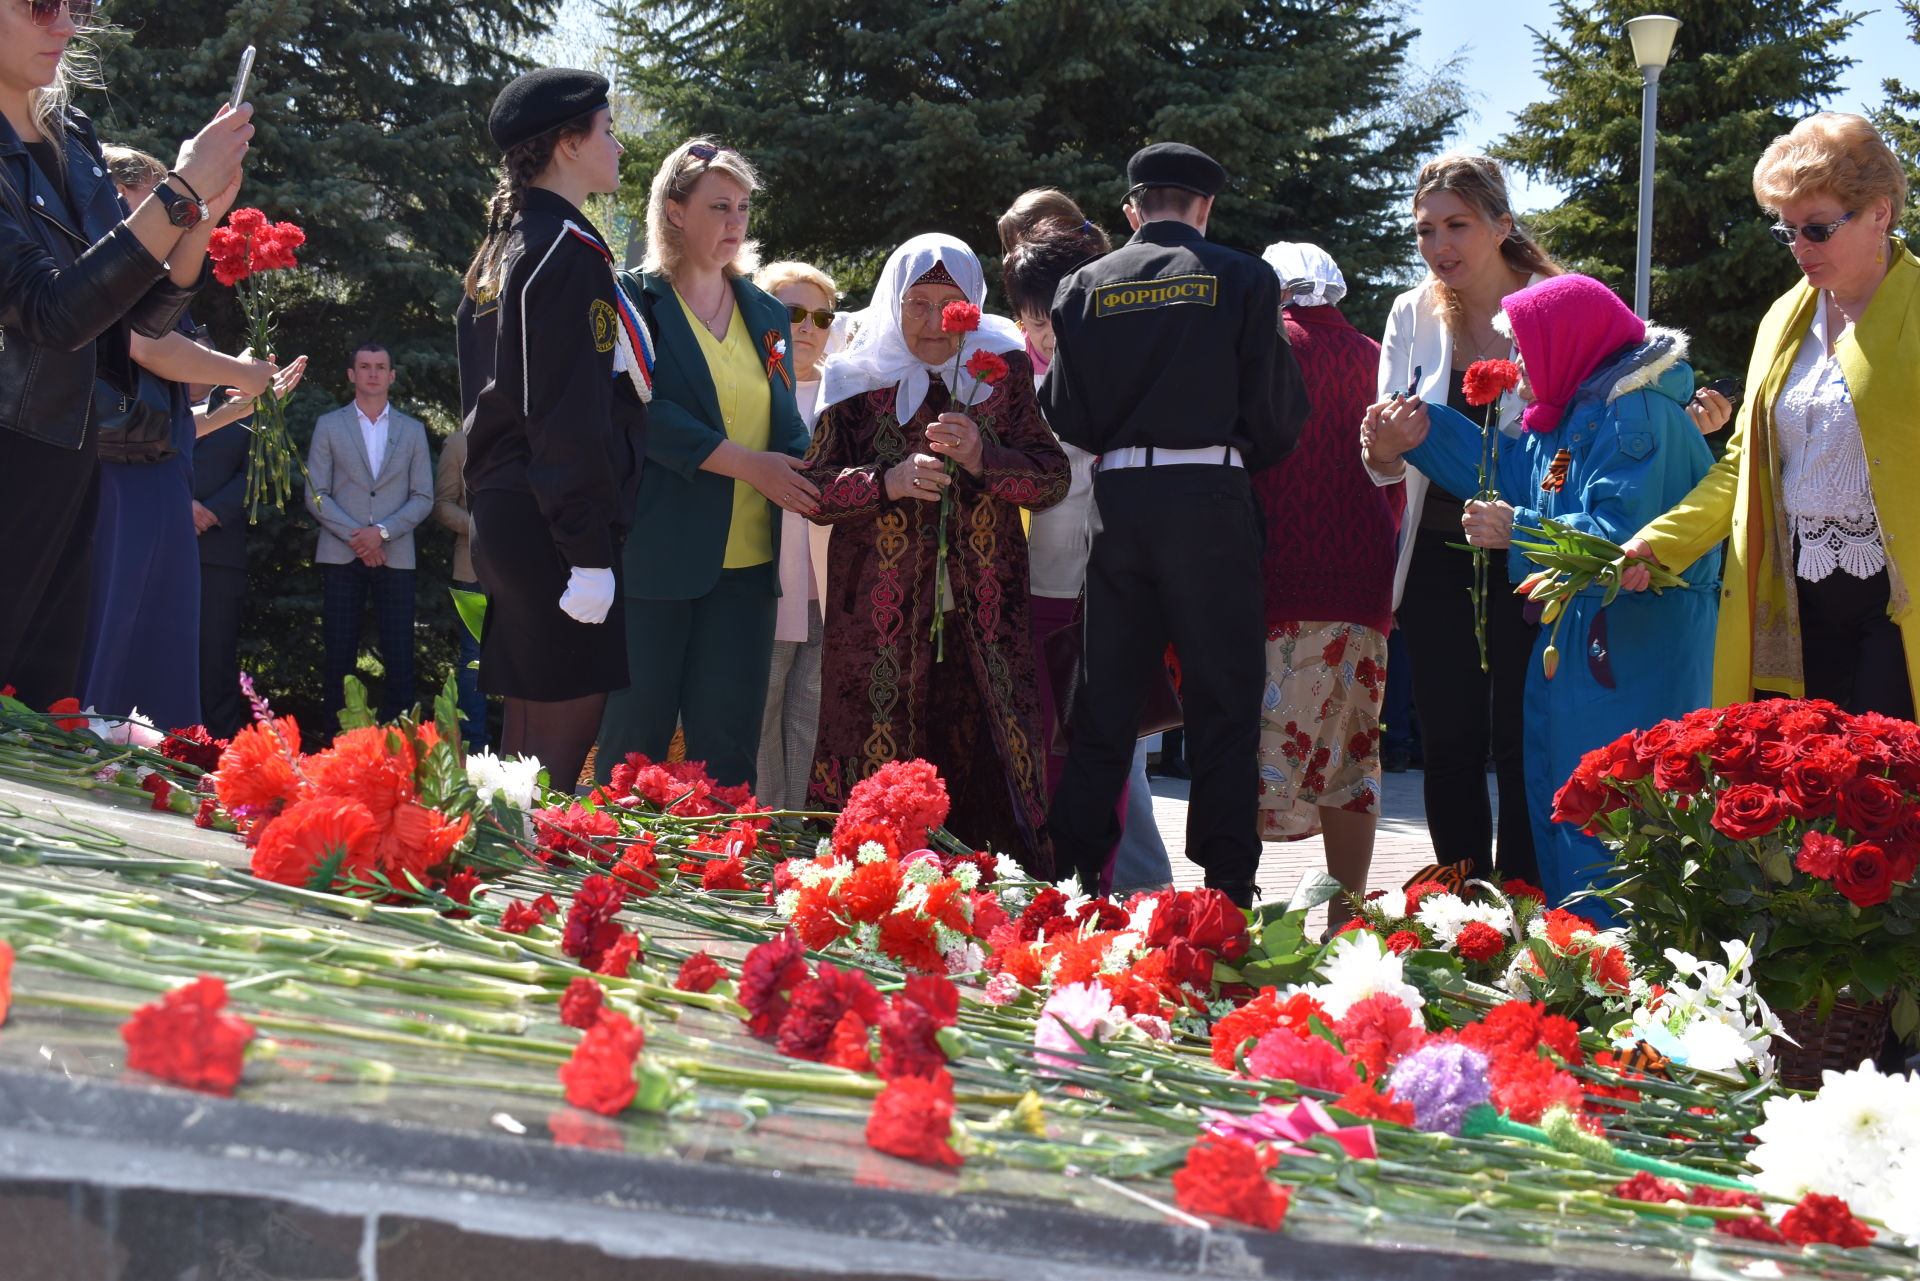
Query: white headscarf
[[1261, 241, 1347, 308], [819, 233, 1025, 422]]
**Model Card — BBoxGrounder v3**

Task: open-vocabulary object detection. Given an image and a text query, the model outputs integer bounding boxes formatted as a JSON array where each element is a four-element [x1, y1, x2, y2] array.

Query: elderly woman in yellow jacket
[[1623, 113, 1917, 719]]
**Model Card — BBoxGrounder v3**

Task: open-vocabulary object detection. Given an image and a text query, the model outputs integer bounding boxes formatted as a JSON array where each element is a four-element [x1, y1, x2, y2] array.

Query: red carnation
[[1796, 830, 1847, 879], [876, 977, 958, 1080], [1172, 1136, 1291, 1230], [560, 977, 606, 1029], [1384, 929, 1422, 954], [1778, 1193, 1875, 1248], [594, 931, 644, 978], [160, 724, 228, 773], [1454, 920, 1507, 962], [558, 1008, 644, 1116], [1461, 358, 1522, 407], [561, 874, 627, 969], [739, 931, 810, 1039], [249, 795, 379, 891], [42, 697, 86, 731], [843, 858, 906, 924], [1711, 782, 1787, 841], [836, 759, 950, 853], [121, 975, 255, 1096], [140, 772, 173, 812], [438, 867, 484, 918], [963, 348, 1010, 385], [939, 301, 981, 334], [1333, 992, 1427, 1079], [866, 1069, 963, 1167], [1834, 841, 1896, 907], [1715, 1215, 1786, 1244], [612, 834, 663, 894], [777, 963, 883, 1062], [1501, 879, 1546, 903], [1611, 1171, 1687, 1204], [1334, 1084, 1416, 1125], [1209, 989, 1326, 1071], [499, 892, 558, 934], [1403, 880, 1451, 916], [674, 951, 727, 993], [532, 802, 619, 864]]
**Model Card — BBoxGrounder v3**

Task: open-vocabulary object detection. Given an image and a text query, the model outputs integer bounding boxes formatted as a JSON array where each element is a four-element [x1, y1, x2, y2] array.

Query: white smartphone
[[229, 45, 256, 111]]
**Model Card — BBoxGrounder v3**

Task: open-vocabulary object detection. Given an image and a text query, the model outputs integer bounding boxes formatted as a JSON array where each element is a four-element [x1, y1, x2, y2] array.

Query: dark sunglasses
[[26, 0, 91, 25], [1770, 209, 1854, 245], [786, 304, 834, 329]]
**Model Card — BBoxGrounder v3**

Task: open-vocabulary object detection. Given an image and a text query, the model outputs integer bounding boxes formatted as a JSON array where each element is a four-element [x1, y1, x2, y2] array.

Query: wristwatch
[[377, 525, 390, 542], [154, 173, 208, 230]]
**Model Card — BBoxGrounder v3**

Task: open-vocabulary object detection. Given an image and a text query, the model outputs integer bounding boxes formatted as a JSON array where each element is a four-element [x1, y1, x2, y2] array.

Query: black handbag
[[93, 365, 176, 463], [1042, 593, 1184, 756]]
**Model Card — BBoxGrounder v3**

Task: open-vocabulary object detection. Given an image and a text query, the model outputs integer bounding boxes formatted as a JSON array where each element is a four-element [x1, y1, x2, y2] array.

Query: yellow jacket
[[1637, 244, 1920, 706]]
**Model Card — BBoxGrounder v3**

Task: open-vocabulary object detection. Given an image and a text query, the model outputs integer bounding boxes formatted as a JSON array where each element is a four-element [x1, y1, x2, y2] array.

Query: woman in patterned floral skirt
[[801, 235, 1069, 874]]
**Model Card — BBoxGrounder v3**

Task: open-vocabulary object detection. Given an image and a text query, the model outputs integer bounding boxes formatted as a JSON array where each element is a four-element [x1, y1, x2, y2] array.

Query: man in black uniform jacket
[[1041, 142, 1309, 906]]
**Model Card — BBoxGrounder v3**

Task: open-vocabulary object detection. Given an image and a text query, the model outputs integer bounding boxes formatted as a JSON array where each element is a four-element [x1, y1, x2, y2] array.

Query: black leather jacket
[[0, 107, 203, 451]]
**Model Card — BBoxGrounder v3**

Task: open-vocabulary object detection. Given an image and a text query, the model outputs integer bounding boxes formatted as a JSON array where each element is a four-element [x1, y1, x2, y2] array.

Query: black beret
[[1126, 142, 1226, 199], [488, 68, 610, 153]]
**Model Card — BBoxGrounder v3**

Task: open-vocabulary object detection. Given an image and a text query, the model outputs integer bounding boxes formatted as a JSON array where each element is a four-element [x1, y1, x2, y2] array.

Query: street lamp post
[[1626, 15, 1681, 319]]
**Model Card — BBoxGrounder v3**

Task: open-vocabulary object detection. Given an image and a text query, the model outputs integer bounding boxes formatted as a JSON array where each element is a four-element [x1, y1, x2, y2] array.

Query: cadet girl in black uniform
[[460, 69, 649, 789], [1041, 143, 1309, 905]]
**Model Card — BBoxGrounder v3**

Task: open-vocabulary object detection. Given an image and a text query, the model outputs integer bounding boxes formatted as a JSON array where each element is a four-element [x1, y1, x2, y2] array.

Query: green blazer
[[617, 269, 812, 600]]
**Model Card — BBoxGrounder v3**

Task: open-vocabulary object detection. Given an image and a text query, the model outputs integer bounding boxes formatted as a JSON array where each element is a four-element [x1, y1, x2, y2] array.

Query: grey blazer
[[303, 402, 435, 569]]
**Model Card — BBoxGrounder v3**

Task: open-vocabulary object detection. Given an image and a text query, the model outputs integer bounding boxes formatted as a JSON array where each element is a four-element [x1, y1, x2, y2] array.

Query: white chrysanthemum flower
[[1414, 894, 1514, 944], [793, 861, 835, 889], [856, 840, 890, 864], [1298, 931, 1426, 1019], [1053, 873, 1090, 921], [1100, 934, 1142, 975], [951, 863, 980, 892], [814, 836, 834, 858], [1752, 1062, 1920, 1242], [774, 889, 801, 918], [466, 750, 543, 811], [903, 857, 942, 886], [993, 851, 1025, 884]]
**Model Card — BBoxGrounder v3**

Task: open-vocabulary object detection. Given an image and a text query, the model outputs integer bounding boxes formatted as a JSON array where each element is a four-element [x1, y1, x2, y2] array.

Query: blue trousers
[[321, 561, 417, 728]]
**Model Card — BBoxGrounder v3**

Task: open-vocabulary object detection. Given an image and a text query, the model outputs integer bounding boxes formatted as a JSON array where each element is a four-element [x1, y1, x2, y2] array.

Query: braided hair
[[463, 111, 599, 301]]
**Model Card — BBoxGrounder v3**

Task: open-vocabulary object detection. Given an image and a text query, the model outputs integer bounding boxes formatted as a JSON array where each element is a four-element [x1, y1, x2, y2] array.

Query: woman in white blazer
[[1366, 154, 1557, 887]]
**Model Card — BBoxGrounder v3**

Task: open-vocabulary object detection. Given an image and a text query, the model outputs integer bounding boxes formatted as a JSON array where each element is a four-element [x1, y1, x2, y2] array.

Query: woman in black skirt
[[460, 69, 648, 789]]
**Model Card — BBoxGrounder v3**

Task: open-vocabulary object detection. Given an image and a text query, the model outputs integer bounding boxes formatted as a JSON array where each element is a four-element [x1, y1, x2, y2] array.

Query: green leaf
[[303, 840, 351, 893], [1211, 961, 1244, 985], [338, 677, 377, 733], [451, 588, 488, 647], [1285, 871, 1346, 915], [1239, 956, 1315, 987], [1891, 990, 1918, 1041], [1259, 912, 1307, 959]]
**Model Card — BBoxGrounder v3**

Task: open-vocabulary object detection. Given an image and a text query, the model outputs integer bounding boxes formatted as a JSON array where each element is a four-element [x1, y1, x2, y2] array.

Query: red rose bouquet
[[1554, 699, 1920, 1040], [206, 208, 307, 518]]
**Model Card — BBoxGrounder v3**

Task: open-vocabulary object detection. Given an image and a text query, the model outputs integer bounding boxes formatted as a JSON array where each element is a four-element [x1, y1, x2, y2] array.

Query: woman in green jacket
[[597, 140, 814, 789]]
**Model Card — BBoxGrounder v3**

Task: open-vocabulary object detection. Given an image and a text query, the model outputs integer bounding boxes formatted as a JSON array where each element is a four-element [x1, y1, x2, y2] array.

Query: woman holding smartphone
[[0, 0, 252, 708]]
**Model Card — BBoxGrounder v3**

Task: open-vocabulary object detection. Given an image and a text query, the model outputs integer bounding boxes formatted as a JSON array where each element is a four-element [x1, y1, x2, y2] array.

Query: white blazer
[[1372, 278, 1536, 609]]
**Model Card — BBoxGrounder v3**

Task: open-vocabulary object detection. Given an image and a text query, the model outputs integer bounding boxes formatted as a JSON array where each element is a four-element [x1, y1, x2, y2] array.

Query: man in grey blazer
[[304, 342, 434, 727]]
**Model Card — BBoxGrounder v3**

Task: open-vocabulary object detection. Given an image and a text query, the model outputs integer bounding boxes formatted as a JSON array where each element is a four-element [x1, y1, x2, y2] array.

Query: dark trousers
[[1397, 528, 1538, 884], [1051, 466, 1265, 890], [321, 561, 417, 727], [198, 563, 249, 738], [1795, 568, 1915, 719], [452, 578, 490, 748], [0, 428, 98, 709], [1382, 622, 1418, 753], [597, 563, 777, 789]]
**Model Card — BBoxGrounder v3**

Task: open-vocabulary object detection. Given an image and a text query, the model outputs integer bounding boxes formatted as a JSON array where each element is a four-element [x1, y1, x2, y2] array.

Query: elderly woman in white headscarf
[[802, 234, 1070, 873], [1252, 243, 1402, 928]]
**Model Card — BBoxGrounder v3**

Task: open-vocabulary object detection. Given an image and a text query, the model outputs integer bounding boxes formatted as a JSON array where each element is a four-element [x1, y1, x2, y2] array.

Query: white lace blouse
[[1775, 294, 1885, 582]]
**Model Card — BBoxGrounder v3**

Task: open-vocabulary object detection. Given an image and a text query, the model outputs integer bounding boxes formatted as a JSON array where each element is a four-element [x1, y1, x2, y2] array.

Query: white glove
[[558, 567, 615, 625]]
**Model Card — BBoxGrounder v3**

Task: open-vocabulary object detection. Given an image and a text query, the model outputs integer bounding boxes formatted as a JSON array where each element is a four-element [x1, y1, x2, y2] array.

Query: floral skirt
[[1258, 620, 1386, 841]]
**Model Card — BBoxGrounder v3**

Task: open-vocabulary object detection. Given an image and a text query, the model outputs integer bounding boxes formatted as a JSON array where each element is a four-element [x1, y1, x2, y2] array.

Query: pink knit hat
[[1502, 275, 1646, 434]]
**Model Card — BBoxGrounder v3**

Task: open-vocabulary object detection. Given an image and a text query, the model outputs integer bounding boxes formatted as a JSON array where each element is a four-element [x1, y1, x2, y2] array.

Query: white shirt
[[1776, 294, 1883, 582], [355, 403, 390, 473]]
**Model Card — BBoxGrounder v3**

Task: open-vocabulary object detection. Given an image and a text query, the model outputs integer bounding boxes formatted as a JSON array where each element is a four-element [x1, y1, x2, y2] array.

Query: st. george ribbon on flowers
[[206, 208, 309, 519]]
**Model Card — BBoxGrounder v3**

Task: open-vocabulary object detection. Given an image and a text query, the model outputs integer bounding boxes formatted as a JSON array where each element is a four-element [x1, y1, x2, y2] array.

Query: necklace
[[1459, 316, 1510, 363], [681, 279, 731, 340]]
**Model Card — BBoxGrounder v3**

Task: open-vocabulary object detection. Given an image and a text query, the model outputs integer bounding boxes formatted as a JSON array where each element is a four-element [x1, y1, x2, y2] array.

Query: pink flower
[[1033, 982, 1121, 1072]]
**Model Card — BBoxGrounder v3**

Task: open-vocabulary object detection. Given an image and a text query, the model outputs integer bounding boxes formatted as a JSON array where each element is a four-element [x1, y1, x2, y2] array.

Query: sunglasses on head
[[687, 142, 734, 163], [1770, 209, 1854, 245], [26, 0, 91, 25], [786, 304, 834, 329]]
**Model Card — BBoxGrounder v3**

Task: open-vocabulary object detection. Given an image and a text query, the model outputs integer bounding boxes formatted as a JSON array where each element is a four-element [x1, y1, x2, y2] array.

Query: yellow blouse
[[677, 291, 773, 568]]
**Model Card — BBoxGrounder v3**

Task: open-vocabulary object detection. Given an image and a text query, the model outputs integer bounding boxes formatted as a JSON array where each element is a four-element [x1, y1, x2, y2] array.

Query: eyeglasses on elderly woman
[[1770, 210, 1855, 245], [24, 0, 92, 25], [786, 304, 835, 330]]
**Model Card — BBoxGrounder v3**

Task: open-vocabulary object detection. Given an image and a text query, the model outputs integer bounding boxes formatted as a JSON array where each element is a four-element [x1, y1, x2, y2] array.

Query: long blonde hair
[[1412, 153, 1560, 336], [28, 15, 105, 142], [642, 137, 762, 279]]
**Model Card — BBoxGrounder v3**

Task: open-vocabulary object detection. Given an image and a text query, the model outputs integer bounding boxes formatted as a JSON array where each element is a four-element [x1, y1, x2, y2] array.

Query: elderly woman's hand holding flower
[[927, 412, 984, 476], [1361, 395, 1431, 474], [1462, 499, 1515, 549]]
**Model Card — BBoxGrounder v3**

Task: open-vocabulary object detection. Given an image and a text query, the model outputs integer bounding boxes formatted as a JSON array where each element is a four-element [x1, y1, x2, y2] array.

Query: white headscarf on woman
[[1260, 241, 1347, 308], [819, 233, 1024, 422]]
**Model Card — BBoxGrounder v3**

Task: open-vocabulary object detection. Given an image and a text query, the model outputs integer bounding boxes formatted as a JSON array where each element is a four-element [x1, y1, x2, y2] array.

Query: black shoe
[[1160, 758, 1191, 780], [1381, 743, 1410, 774]]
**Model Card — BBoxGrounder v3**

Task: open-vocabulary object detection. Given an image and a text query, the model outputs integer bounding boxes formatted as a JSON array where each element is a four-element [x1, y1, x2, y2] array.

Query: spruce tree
[[1873, 0, 1920, 241], [604, 0, 1461, 328], [1494, 0, 1858, 381], [88, 2, 552, 733]]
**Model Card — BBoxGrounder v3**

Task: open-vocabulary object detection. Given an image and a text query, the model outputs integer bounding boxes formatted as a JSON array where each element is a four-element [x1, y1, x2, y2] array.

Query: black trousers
[[1794, 568, 1914, 719], [1050, 465, 1265, 890], [198, 563, 249, 738], [1396, 527, 1538, 884], [321, 561, 417, 727], [0, 428, 98, 709]]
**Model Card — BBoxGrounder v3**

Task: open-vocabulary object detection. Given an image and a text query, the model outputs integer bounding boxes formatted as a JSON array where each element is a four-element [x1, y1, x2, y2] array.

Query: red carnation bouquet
[[207, 208, 307, 518], [1554, 698, 1920, 1039]]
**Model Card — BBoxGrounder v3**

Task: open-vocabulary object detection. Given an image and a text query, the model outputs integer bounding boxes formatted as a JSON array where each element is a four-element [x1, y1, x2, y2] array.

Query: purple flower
[[1387, 1042, 1492, 1135]]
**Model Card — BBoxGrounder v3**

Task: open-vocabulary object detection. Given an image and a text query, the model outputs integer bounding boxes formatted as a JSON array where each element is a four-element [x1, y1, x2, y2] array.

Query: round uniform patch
[[589, 298, 618, 353]]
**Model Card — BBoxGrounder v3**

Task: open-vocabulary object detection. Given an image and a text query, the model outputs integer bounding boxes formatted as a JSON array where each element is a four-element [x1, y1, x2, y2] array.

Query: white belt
[[1098, 445, 1243, 471]]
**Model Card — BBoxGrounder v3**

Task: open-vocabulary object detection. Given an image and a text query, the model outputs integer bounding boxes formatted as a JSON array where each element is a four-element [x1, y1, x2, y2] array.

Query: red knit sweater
[[1253, 305, 1402, 636]]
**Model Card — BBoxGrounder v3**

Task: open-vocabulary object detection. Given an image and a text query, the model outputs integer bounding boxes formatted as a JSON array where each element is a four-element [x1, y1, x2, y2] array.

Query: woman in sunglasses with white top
[[1621, 113, 1918, 719]]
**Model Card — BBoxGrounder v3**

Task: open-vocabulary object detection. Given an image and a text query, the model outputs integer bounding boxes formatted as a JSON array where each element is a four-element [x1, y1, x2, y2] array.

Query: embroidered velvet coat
[[802, 351, 1069, 873]]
